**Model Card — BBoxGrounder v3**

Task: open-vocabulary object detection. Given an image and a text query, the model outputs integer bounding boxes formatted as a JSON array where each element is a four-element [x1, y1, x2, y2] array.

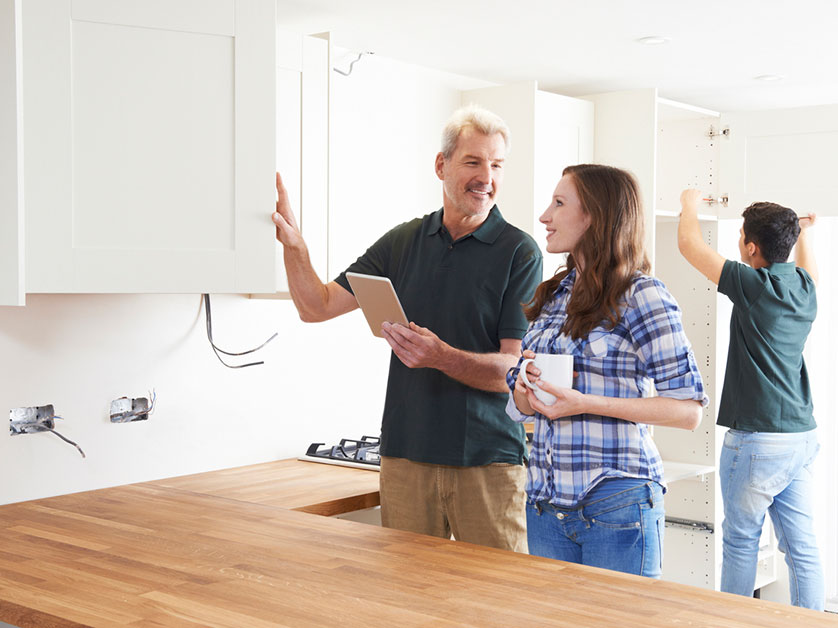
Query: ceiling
[[277, 0, 838, 113]]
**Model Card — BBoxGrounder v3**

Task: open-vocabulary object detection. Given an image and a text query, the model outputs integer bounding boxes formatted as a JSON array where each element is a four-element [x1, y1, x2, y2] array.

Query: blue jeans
[[720, 428, 823, 610], [526, 480, 664, 578]]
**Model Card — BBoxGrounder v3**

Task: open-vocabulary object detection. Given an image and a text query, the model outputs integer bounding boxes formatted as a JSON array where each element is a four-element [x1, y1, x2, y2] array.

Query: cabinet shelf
[[655, 210, 717, 222], [662, 460, 715, 483]]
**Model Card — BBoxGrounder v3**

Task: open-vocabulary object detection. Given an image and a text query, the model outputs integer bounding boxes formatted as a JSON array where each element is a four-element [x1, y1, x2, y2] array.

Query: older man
[[273, 105, 542, 551]]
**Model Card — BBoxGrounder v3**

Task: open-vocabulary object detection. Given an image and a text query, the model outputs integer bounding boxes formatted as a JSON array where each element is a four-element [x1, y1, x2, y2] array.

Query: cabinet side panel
[[462, 83, 537, 236], [663, 526, 718, 589], [0, 0, 25, 305], [656, 116, 720, 216], [534, 91, 594, 280], [585, 89, 657, 266]]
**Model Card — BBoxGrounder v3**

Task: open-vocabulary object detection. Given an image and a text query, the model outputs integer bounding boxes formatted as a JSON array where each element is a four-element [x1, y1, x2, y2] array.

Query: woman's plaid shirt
[[506, 270, 708, 507]]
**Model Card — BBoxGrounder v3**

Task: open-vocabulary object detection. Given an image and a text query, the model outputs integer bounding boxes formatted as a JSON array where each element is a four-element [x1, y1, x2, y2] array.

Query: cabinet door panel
[[275, 65, 302, 293], [464, 83, 594, 280], [24, 0, 275, 293], [1, 0, 24, 305], [720, 106, 838, 219]]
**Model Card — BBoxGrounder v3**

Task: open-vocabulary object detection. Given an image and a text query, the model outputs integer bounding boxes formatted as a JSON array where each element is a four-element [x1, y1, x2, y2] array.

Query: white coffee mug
[[519, 353, 574, 405]]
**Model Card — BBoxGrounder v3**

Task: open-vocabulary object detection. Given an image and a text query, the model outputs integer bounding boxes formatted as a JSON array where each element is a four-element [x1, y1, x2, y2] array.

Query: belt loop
[[647, 482, 654, 507], [579, 505, 591, 528], [534, 500, 543, 515]]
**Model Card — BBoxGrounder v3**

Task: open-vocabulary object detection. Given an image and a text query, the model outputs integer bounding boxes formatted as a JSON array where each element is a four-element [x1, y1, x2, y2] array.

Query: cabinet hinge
[[707, 125, 731, 139], [705, 194, 729, 208]]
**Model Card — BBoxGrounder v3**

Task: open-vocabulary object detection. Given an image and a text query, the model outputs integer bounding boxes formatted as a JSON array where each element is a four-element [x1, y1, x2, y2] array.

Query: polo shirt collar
[[425, 205, 507, 243], [767, 261, 796, 274]]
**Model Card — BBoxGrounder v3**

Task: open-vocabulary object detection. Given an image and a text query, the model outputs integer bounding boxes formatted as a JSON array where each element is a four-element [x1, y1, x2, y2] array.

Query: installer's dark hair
[[742, 202, 800, 263]]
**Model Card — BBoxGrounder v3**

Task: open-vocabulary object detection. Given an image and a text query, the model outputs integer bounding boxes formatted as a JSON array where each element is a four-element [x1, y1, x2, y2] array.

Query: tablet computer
[[345, 272, 409, 338]]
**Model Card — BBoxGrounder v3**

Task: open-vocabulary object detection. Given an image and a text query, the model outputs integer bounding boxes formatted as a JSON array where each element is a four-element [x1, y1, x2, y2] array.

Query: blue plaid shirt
[[506, 270, 708, 507]]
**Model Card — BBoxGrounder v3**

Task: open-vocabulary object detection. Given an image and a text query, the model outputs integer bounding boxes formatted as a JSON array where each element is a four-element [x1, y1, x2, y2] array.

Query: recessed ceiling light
[[754, 74, 784, 82], [636, 36, 670, 46]]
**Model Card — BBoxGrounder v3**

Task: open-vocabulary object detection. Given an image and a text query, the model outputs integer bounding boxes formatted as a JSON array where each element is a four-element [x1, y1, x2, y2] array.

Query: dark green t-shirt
[[335, 206, 543, 466], [717, 259, 817, 432]]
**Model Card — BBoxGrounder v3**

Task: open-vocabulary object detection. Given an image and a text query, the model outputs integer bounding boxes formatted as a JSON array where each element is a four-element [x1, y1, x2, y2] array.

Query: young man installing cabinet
[[677, 189, 822, 610]]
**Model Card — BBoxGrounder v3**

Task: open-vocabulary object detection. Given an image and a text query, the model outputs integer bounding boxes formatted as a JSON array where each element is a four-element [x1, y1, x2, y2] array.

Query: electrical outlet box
[[110, 397, 150, 423], [10, 405, 56, 435]]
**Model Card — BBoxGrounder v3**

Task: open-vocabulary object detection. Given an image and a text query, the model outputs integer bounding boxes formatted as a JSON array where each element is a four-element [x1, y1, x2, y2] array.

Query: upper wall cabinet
[[269, 30, 329, 295], [718, 106, 838, 221], [462, 82, 594, 279], [587, 89, 838, 265], [589, 88, 838, 592], [21, 0, 276, 294], [1, 0, 24, 306]]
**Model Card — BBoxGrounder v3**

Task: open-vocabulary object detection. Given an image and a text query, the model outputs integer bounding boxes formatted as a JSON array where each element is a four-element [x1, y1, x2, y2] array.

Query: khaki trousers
[[379, 456, 528, 553]]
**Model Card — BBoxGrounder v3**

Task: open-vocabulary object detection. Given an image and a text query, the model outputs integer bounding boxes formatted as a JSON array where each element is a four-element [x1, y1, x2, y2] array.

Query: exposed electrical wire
[[203, 294, 277, 368], [18, 417, 86, 458], [42, 427, 86, 458]]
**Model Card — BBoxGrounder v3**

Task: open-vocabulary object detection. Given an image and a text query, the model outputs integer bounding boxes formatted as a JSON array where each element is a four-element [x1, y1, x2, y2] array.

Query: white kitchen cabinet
[[19, 0, 276, 294], [462, 82, 594, 279], [590, 90, 838, 590], [587, 89, 733, 589], [260, 29, 329, 296], [1, 0, 24, 306], [718, 105, 838, 221]]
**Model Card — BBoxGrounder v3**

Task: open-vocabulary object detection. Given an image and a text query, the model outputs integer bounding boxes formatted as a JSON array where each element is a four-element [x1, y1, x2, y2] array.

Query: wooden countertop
[[147, 458, 381, 516], [0, 460, 834, 627]]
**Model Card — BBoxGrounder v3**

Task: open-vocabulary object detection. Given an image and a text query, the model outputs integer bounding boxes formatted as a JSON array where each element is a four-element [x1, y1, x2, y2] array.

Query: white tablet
[[345, 272, 409, 338]]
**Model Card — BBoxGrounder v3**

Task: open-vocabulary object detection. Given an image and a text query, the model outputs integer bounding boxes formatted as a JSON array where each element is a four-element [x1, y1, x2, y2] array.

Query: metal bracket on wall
[[707, 125, 731, 139], [704, 194, 729, 207], [665, 517, 714, 533]]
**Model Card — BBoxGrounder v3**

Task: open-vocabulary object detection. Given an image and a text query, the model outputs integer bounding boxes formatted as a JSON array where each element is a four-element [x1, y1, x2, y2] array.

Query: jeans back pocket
[[749, 450, 794, 491]]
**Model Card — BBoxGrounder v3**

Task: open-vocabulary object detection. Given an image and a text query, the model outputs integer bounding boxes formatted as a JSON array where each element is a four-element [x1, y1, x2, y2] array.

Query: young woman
[[506, 164, 707, 578]]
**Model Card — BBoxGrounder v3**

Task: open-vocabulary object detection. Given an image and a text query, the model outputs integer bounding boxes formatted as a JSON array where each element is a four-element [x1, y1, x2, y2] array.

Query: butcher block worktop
[[0, 460, 834, 627]]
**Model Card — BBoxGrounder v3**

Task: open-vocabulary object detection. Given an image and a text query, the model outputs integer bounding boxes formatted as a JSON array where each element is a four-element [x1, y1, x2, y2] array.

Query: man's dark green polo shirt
[[717, 259, 817, 432], [335, 206, 542, 466]]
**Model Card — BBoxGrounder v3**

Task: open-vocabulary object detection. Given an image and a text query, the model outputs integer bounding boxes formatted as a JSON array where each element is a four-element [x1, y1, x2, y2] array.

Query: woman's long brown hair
[[523, 164, 650, 339]]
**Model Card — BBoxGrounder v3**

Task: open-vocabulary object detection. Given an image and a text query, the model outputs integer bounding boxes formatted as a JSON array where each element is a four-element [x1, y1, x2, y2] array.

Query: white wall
[[328, 48, 492, 277], [0, 50, 490, 506], [0, 294, 390, 504]]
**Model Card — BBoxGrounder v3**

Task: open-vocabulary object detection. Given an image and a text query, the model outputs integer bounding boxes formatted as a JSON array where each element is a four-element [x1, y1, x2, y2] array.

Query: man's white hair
[[440, 104, 511, 159]]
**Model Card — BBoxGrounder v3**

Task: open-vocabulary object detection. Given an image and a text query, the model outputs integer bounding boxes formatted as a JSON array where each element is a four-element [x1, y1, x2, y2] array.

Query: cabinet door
[[463, 82, 594, 279], [720, 105, 838, 219], [23, 0, 275, 293], [0, 0, 24, 306], [271, 31, 329, 295], [585, 89, 658, 264]]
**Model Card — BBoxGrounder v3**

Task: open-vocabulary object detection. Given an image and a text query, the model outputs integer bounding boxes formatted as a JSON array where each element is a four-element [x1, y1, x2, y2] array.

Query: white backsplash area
[[0, 293, 390, 504], [0, 47, 494, 506]]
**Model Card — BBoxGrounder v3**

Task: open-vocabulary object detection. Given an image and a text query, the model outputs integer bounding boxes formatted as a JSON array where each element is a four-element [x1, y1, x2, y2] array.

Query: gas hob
[[299, 435, 381, 471]]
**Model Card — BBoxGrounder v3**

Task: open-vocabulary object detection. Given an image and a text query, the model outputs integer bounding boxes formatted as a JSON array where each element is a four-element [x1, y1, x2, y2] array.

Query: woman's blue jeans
[[720, 428, 823, 610], [526, 481, 664, 578]]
